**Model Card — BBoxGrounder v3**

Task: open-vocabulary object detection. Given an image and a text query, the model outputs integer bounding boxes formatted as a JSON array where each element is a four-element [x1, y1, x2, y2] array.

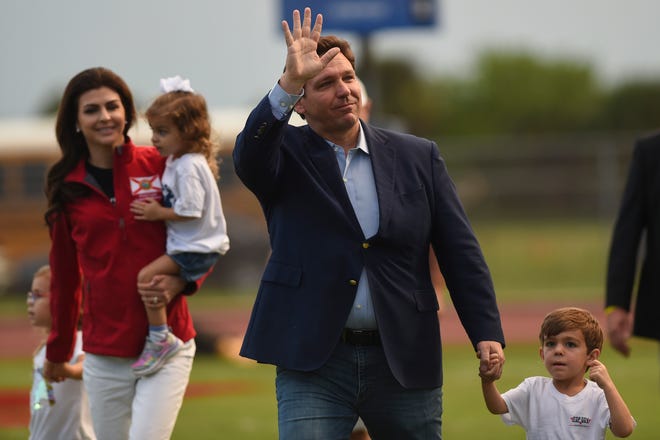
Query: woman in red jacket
[[43, 67, 201, 439]]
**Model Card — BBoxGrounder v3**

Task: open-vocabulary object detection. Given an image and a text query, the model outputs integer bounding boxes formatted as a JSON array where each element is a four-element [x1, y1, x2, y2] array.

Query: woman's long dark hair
[[45, 67, 136, 226]]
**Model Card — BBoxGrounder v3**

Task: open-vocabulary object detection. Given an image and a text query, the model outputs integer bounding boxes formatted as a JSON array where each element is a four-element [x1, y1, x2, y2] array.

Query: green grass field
[[472, 218, 613, 303], [3, 218, 657, 438]]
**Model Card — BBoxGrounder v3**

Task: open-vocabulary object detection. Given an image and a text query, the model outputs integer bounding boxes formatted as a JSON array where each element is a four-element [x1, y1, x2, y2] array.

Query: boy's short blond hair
[[539, 307, 603, 353]]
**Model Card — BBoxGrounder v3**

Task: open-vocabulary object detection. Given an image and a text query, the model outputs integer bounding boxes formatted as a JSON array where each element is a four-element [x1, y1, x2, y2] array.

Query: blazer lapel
[[303, 126, 363, 233]]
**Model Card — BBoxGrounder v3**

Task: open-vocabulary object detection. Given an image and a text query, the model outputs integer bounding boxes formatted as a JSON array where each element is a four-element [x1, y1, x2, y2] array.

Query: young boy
[[27, 265, 95, 439], [481, 307, 634, 439]]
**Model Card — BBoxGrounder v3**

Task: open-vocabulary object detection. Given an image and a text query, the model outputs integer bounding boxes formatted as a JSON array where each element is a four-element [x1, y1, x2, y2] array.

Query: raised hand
[[279, 7, 340, 94]]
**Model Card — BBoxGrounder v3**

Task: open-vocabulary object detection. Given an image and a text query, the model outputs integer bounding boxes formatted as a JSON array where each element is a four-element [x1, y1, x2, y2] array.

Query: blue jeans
[[276, 340, 442, 439]]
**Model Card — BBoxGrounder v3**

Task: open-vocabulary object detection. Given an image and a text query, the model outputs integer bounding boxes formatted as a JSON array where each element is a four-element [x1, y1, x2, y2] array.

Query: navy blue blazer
[[233, 96, 505, 389], [606, 131, 660, 342]]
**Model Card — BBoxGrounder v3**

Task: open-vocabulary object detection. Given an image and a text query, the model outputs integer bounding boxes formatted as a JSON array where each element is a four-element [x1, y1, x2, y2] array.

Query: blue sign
[[281, 0, 438, 35]]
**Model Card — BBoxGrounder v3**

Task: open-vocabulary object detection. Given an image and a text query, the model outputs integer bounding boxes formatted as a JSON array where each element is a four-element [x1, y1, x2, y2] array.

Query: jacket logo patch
[[130, 175, 162, 201]]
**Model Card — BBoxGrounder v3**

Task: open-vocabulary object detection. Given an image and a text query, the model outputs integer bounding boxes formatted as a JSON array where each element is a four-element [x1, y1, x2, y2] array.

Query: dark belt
[[340, 328, 380, 346]]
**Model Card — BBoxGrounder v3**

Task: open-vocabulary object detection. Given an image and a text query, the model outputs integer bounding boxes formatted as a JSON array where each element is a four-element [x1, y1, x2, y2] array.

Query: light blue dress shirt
[[269, 83, 379, 329]]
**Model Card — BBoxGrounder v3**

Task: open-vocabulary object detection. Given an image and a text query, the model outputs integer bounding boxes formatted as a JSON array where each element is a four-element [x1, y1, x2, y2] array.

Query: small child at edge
[[27, 265, 95, 439]]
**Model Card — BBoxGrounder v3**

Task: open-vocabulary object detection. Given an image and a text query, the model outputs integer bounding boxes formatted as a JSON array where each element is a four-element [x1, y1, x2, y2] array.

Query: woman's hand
[[138, 274, 186, 309]]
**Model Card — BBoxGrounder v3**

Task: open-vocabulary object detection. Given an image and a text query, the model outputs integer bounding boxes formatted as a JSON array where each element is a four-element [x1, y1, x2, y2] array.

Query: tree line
[[363, 50, 660, 139]]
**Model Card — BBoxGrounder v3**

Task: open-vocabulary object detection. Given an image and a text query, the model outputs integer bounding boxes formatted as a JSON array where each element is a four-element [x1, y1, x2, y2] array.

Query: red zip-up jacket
[[46, 139, 197, 362]]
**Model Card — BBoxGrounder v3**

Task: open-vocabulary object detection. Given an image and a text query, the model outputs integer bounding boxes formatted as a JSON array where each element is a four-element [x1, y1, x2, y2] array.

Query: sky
[[2, 0, 660, 118]]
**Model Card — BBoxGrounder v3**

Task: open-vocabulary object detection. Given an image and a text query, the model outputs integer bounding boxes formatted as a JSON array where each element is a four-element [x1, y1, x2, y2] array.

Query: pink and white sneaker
[[131, 331, 183, 377]]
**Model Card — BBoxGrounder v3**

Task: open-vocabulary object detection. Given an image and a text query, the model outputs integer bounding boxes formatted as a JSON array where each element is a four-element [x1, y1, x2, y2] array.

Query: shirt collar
[[325, 122, 369, 154]]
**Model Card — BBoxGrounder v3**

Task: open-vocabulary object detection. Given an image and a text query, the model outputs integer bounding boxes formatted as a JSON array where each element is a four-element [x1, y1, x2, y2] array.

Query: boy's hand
[[588, 359, 613, 389]]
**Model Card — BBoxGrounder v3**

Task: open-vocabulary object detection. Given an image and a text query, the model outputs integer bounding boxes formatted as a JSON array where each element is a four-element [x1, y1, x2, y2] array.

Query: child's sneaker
[[131, 331, 183, 377]]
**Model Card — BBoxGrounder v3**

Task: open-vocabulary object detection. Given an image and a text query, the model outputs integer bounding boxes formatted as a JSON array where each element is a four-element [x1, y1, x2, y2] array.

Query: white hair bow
[[160, 75, 194, 93]]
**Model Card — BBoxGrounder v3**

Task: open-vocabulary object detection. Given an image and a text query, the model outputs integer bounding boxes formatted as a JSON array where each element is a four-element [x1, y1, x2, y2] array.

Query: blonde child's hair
[[539, 307, 603, 353], [31, 265, 51, 349], [145, 91, 220, 180], [33, 264, 51, 279], [33, 264, 85, 330]]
